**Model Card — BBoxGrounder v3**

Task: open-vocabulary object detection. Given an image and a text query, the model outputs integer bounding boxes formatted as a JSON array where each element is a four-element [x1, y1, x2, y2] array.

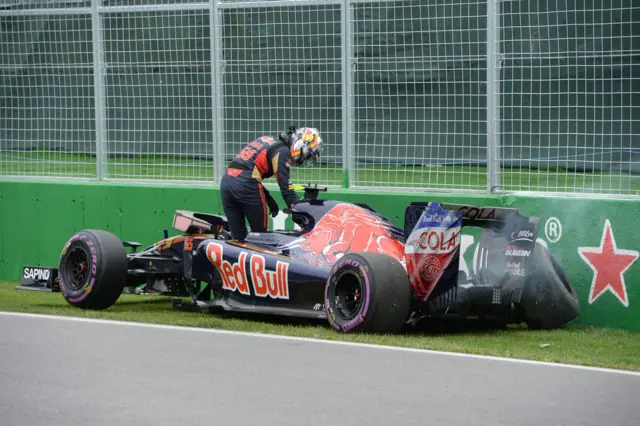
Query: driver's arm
[[271, 147, 300, 208]]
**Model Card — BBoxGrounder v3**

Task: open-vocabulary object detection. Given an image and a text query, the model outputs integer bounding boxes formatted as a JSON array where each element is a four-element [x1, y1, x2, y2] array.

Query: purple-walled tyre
[[324, 252, 412, 334], [58, 229, 128, 310]]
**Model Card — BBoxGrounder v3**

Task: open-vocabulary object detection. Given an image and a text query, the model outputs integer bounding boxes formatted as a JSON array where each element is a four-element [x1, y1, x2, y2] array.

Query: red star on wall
[[578, 219, 639, 307]]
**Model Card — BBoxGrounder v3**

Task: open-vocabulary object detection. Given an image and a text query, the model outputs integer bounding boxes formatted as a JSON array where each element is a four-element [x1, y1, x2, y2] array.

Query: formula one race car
[[20, 184, 580, 334]]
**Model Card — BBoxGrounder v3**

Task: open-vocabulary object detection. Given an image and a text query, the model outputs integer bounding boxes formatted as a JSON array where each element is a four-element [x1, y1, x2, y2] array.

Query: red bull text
[[205, 242, 290, 299]]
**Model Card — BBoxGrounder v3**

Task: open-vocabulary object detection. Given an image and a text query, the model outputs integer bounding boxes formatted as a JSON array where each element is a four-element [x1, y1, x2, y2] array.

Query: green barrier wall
[[1, 180, 639, 331]]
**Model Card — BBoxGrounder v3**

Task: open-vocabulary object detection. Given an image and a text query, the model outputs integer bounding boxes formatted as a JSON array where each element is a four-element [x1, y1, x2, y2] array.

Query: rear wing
[[404, 202, 524, 237], [403, 202, 542, 303]]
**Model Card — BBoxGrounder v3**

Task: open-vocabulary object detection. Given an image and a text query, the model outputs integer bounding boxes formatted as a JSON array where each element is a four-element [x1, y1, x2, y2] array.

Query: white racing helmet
[[289, 127, 323, 167]]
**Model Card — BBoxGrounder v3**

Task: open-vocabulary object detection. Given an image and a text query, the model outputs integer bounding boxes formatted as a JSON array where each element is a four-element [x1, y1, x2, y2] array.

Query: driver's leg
[[243, 183, 269, 234], [220, 176, 249, 241]]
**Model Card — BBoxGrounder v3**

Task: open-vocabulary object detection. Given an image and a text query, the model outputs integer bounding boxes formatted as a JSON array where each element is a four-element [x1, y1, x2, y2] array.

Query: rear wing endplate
[[403, 202, 543, 301]]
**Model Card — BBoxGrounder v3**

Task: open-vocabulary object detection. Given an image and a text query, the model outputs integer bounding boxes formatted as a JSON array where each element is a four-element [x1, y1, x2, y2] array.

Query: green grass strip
[[2, 282, 639, 371], [2, 152, 639, 194]]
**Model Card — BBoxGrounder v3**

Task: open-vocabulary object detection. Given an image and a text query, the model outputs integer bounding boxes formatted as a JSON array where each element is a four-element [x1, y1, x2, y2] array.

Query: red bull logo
[[206, 242, 290, 299], [293, 203, 405, 267]]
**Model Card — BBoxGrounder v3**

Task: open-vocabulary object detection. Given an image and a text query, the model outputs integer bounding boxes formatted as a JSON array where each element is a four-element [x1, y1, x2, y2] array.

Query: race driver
[[220, 126, 323, 241]]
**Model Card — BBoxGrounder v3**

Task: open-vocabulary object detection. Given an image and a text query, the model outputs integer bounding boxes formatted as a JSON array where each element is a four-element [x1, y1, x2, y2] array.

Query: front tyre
[[324, 252, 411, 334], [58, 230, 128, 310]]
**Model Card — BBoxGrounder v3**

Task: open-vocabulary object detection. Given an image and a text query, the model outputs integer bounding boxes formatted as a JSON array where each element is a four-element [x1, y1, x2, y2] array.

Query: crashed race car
[[20, 184, 580, 333]]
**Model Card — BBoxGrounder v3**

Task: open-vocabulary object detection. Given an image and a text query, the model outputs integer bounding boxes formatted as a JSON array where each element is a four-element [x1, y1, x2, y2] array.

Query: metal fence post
[[342, 0, 354, 188], [486, 0, 501, 193], [211, 0, 224, 184], [91, 0, 107, 180]]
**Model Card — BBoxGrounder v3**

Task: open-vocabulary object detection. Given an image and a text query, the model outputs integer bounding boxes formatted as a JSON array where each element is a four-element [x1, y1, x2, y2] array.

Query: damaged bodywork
[[19, 184, 580, 333]]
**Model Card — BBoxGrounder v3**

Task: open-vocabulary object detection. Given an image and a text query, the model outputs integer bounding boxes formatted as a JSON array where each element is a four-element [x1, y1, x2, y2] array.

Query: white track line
[[2, 311, 639, 377]]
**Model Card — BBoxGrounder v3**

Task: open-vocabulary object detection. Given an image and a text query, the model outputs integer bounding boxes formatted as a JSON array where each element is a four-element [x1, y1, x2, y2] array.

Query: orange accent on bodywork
[[156, 235, 208, 251], [227, 241, 283, 256]]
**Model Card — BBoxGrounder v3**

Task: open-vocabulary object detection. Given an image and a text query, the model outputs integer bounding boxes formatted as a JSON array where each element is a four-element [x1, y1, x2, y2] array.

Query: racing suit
[[220, 135, 300, 241]]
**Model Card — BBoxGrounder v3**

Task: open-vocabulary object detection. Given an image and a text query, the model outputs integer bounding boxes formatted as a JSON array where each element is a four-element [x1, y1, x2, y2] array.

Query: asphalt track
[[1, 313, 639, 426]]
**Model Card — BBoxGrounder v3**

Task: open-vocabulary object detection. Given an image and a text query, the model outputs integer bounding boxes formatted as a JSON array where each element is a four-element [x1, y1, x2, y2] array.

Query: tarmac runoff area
[[0, 312, 639, 426]]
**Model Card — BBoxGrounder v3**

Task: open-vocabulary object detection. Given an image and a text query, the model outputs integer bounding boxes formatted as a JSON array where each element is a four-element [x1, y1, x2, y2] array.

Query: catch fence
[[1, 0, 638, 197]]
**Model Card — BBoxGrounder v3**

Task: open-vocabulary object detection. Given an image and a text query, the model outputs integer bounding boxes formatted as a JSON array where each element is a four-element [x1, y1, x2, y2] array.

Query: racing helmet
[[290, 127, 323, 167]]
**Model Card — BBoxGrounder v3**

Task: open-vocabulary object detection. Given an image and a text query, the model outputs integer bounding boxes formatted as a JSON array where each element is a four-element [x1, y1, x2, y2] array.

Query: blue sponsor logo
[[415, 203, 462, 230]]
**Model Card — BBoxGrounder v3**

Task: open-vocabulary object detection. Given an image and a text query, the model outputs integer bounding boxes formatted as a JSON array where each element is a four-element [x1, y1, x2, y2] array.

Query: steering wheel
[[288, 183, 328, 202]]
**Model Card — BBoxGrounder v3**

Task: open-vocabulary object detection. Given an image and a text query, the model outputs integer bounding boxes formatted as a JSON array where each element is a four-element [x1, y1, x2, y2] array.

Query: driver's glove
[[262, 186, 280, 218], [266, 195, 280, 218]]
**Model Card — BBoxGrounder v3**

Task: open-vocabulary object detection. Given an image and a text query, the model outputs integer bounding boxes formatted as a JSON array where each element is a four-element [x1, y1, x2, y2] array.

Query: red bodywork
[[289, 203, 406, 268]]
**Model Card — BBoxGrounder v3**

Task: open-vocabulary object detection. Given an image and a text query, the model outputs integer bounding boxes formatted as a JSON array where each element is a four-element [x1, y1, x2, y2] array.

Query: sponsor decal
[[505, 245, 531, 257], [336, 258, 362, 269], [544, 217, 563, 243], [313, 303, 324, 311], [510, 229, 534, 241], [420, 256, 442, 281], [578, 219, 638, 308], [504, 262, 525, 277], [460, 235, 550, 283], [341, 314, 365, 333], [23, 267, 50, 281], [458, 206, 496, 220], [206, 242, 290, 300], [406, 229, 459, 254], [405, 204, 462, 301]]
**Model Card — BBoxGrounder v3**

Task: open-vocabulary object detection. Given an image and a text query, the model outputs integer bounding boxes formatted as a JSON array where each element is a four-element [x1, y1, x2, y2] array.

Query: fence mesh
[[219, 3, 343, 187], [1, 0, 639, 197], [0, 0, 89, 11], [498, 0, 640, 195], [0, 11, 97, 179], [103, 8, 213, 182], [350, 0, 488, 191]]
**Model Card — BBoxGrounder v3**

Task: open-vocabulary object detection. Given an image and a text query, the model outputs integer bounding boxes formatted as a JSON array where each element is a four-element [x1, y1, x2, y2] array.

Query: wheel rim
[[63, 246, 90, 290], [333, 271, 363, 320]]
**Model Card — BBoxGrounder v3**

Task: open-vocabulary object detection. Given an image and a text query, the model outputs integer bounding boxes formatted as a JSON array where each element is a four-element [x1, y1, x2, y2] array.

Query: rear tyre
[[58, 230, 128, 310], [520, 243, 580, 330], [324, 252, 411, 334]]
